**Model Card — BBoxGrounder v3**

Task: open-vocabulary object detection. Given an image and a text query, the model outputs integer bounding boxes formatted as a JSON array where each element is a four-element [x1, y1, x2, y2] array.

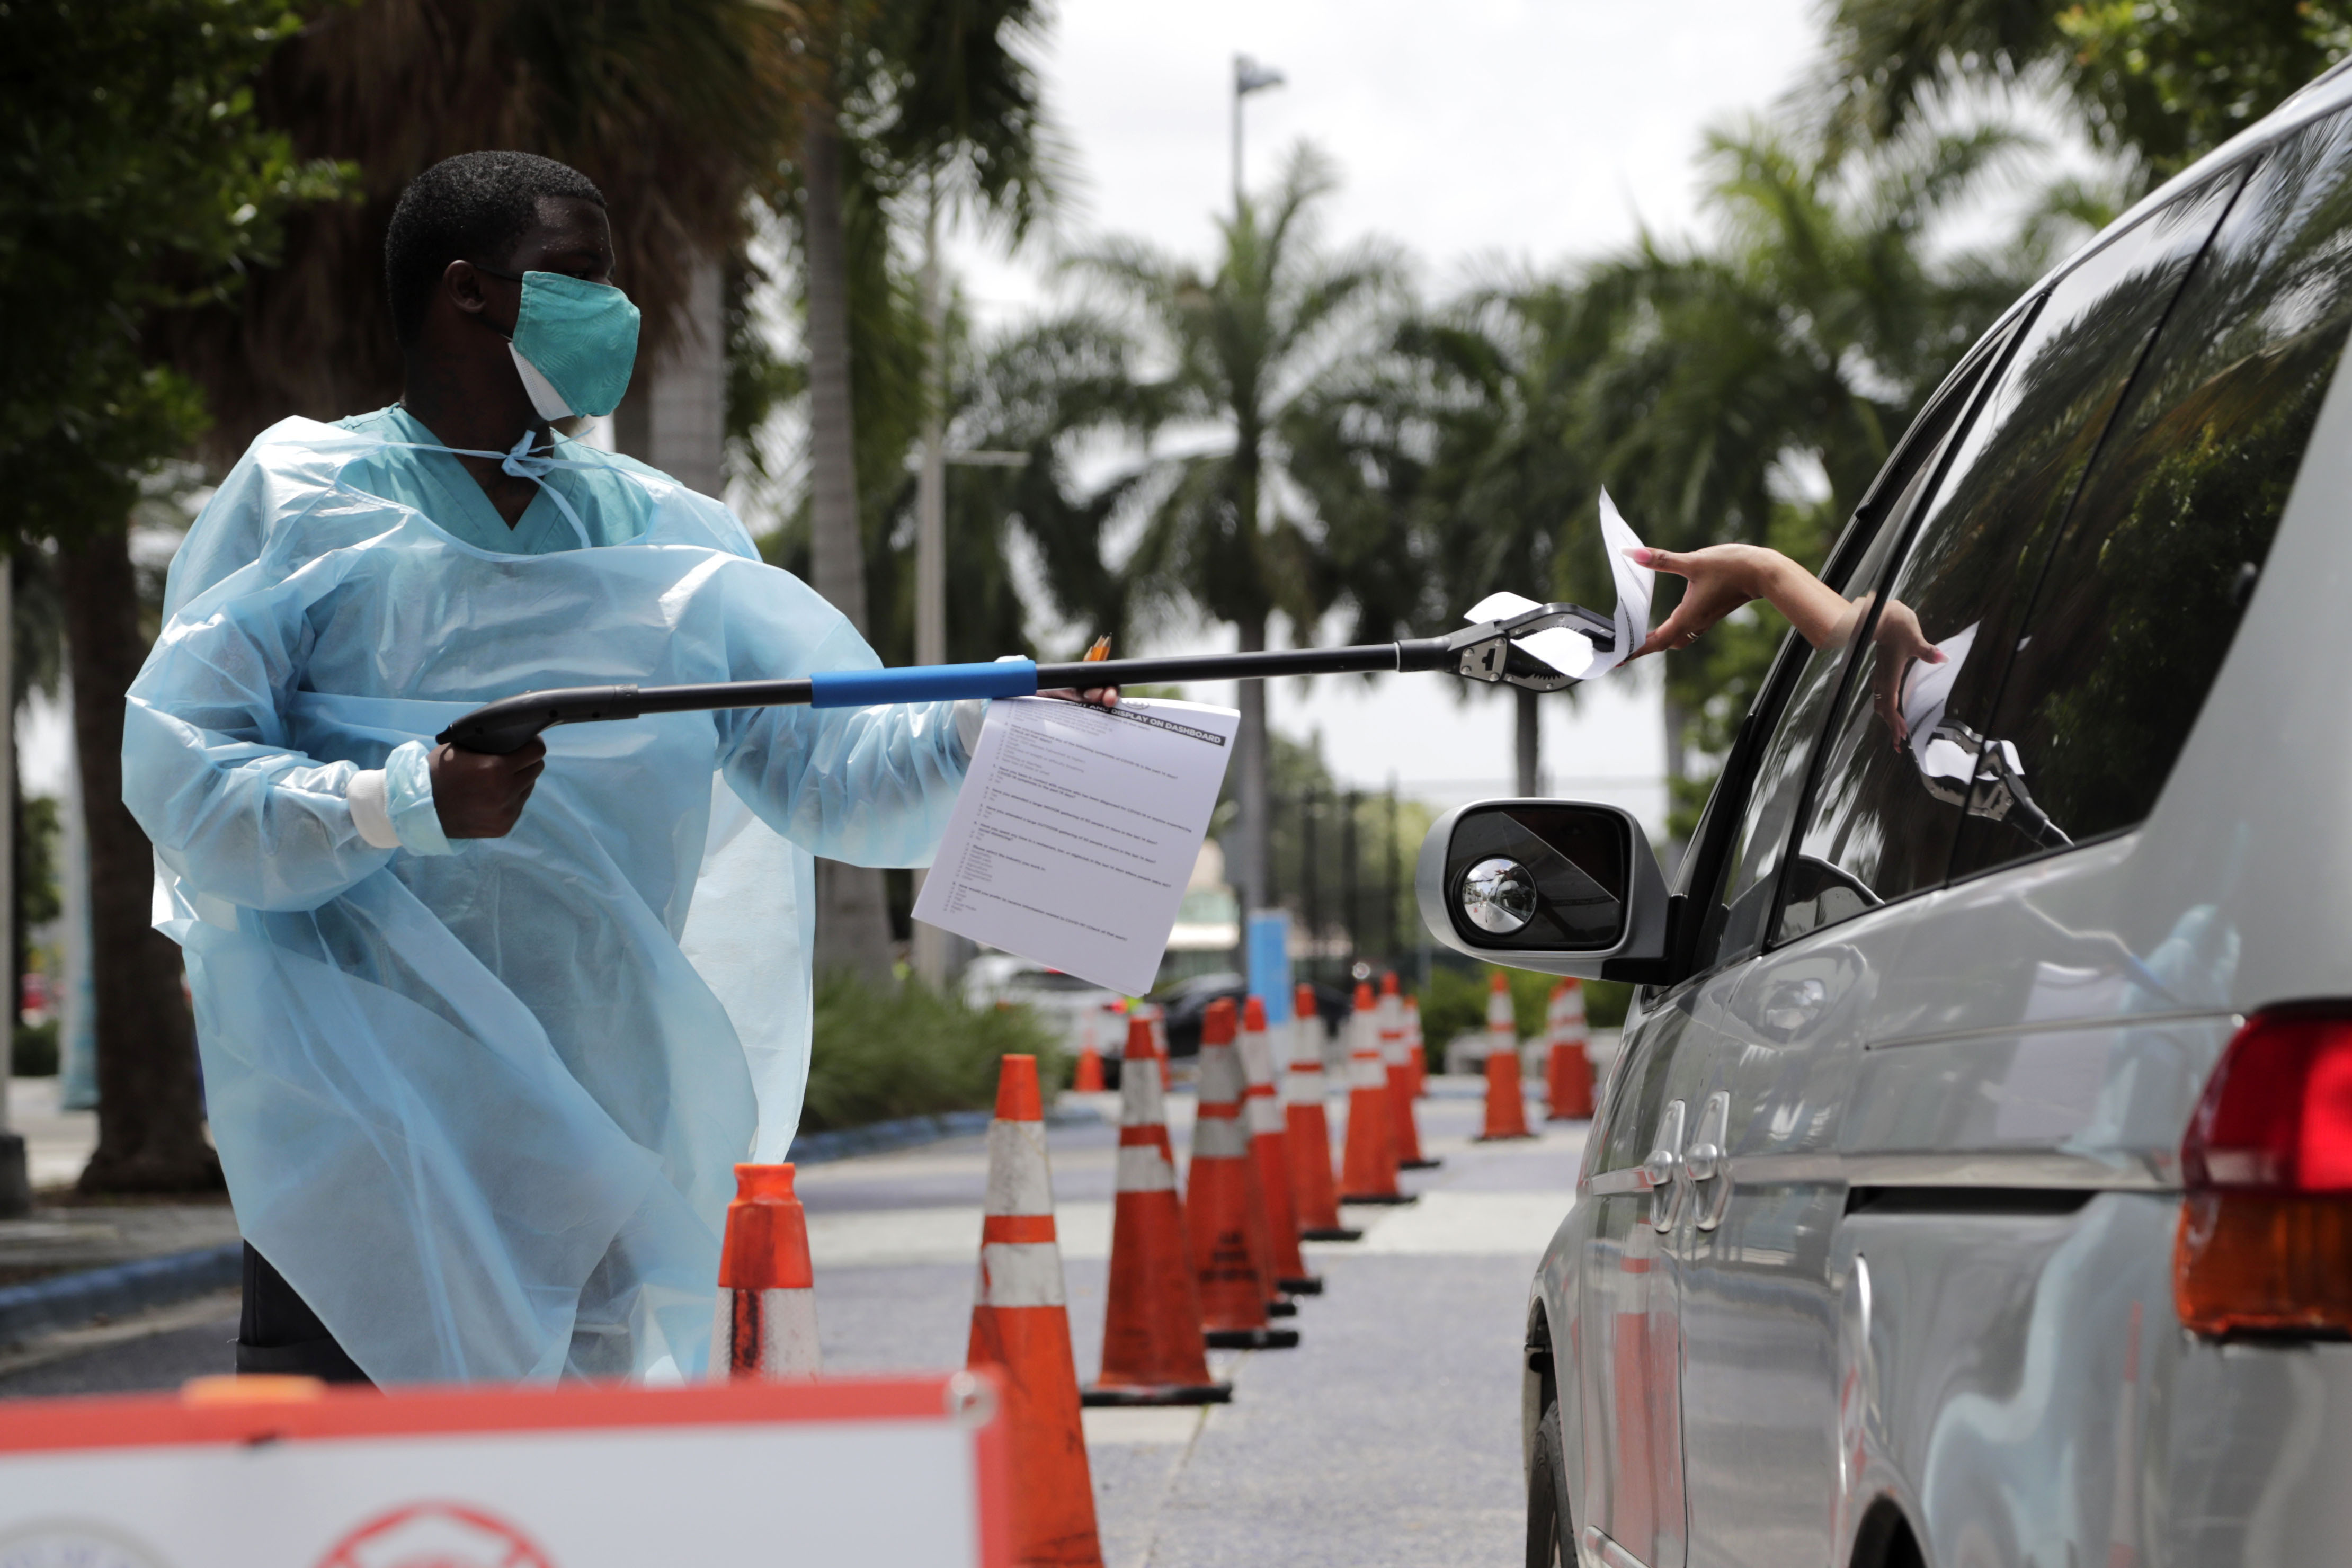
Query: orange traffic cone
[[1084, 1017, 1231, 1406], [1286, 984, 1360, 1242], [1073, 1006, 1107, 1094], [1239, 995, 1320, 1295], [1476, 972, 1538, 1142], [1545, 979, 1596, 1120], [711, 1163, 819, 1379], [1340, 982, 1416, 1205], [1189, 999, 1300, 1350], [965, 1056, 1103, 1567], [1382, 973, 1440, 1171], [1405, 994, 1429, 1101]]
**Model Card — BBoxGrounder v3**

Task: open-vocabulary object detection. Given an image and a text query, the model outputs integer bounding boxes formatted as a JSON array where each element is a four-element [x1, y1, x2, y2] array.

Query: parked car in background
[[1153, 971, 1244, 1061], [961, 954, 1120, 1067], [1420, 63, 2352, 1568]]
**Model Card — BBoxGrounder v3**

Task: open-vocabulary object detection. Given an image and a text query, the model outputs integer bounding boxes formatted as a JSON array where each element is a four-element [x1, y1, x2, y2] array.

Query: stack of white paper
[[913, 696, 1240, 995]]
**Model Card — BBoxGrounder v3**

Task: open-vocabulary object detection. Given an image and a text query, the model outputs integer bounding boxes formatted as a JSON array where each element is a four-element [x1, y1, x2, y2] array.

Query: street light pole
[[1232, 54, 1286, 219], [916, 177, 947, 675], [913, 172, 951, 988], [1229, 51, 1286, 931]]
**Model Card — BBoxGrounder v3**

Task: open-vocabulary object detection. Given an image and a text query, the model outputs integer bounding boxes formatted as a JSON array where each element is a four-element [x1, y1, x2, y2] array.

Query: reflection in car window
[[1774, 173, 2246, 946], [1594, 1002, 1691, 1172], [1951, 110, 2352, 877], [1681, 334, 2011, 975]]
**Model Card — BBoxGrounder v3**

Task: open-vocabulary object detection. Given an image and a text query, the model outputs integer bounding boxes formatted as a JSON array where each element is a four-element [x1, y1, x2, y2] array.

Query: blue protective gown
[[123, 414, 969, 1385]]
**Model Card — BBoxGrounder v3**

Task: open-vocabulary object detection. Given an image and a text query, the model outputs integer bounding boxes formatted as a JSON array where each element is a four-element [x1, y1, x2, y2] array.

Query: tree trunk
[[1513, 686, 1541, 797], [1232, 615, 1270, 915], [1662, 687, 1693, 875], [910, 179, 950, 990], [59, 529, 219, 1192], [801, 100, 867, 635], [800, 95, 893, 985]]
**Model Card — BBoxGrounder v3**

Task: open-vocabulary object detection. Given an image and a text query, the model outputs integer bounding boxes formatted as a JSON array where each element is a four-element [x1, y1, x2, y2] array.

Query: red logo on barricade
[[315, 1503, 555, 1568]]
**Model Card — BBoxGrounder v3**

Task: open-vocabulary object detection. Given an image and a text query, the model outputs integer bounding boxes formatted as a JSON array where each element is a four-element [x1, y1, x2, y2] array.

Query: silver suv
[[1418, 65, 2352, 1568]]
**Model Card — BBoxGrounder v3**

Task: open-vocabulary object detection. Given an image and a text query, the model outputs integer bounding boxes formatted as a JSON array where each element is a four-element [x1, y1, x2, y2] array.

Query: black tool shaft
[[1035, 640, 1450, 688], [434, 617, 1581, 756]]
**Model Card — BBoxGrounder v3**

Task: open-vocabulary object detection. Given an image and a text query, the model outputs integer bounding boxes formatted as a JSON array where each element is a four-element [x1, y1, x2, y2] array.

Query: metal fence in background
[[1261, 785, 1409, 990]]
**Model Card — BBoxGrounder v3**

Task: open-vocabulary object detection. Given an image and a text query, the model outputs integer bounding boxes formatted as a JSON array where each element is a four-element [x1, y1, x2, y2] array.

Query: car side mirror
[[1414, 799, 1670, 980]]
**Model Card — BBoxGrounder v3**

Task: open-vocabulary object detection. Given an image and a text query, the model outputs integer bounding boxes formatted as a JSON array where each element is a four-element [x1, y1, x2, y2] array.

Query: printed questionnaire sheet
[[913, 696, 1239, 995]]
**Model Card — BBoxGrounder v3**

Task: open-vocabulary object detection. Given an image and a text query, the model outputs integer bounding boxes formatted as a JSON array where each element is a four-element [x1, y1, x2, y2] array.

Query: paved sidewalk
[[0, 1079, 237, 1291], [800, 1075, 1584, 1568], [12, 1077, 96, 1192]]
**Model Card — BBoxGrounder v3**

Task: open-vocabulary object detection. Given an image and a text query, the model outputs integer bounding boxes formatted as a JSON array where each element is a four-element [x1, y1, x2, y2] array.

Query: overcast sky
[[941, 0, 1830, 828]]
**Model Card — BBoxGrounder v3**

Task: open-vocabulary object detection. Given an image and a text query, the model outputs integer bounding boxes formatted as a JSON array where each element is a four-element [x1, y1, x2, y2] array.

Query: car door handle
[[1643, 1098, 1687, 1233], [1686, 1090, 1733, 1232]]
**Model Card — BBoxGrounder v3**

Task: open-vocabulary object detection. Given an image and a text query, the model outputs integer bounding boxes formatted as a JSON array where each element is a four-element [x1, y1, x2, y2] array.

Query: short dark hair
[[383, 152, 605, 345]]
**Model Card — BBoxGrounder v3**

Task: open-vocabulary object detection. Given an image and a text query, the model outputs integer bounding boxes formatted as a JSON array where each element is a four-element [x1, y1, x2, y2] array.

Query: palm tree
[[1353, 281, 1624, 793], [171, 0, 801, 451], [857, 311, 1153, 665], [1572, 117, 2050, 823], [1068, 144, 1402, 911], [7, 0, 344, 1193], [768, 0, 1059, 981], [1814, 0, 2349, 184]]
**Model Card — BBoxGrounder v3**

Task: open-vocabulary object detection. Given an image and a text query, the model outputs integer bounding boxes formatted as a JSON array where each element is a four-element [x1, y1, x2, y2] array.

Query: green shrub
[[1415, 963, 1629, 1066], [802, 973, 1060, 1132], [12, 1021, 56, 1077]]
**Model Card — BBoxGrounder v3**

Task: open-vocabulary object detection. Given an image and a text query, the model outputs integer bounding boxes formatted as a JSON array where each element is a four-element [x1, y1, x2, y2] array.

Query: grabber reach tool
[[434, 599, 1616, 755]]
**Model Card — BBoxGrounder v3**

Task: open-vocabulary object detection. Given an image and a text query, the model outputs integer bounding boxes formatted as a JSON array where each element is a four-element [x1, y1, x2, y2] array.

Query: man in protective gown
[[122, 152, 1023, 1385]]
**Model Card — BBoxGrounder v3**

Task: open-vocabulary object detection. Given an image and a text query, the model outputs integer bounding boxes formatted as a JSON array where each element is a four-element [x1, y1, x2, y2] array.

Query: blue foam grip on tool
[[808, 660, 1040, 709]]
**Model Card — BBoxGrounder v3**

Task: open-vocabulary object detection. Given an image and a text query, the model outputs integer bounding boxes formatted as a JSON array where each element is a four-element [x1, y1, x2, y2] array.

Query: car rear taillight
[[2176, 1010, 2352, 1337]]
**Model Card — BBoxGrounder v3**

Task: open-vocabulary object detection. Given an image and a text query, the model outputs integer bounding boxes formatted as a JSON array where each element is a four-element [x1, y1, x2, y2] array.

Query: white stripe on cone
[[1378, 990, 1406, 1067], [1350, 1011, 1388, 1089], [1285, 1015, 1325, 1104], [1489, 986, 1518, 1059], [1239, 1022, 1285, 1134], [1117, 1145, 1178, 1191], [1122, 1052, 1169, 1126], [986, 1120, 1055, 1215], [711, 1286, 820, 1379], [1192, 1116, 1250, 1160], [977, 1241, 1068, 1309]]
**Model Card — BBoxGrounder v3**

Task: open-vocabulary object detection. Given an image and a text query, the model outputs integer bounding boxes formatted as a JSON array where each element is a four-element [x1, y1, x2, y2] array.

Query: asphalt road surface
[[0, 1081, 1584, 1567]]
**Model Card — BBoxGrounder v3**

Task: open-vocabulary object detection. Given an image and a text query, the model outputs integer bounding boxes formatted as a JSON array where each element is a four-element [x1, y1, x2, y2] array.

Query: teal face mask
[[478, 266, 640, 420]]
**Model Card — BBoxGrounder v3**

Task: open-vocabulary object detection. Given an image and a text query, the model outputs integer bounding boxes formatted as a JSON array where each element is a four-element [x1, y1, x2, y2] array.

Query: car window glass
[[1950, 110, 2352, 876], [1775, 173, 2245, 945], [1681, 331, 2009, 975]]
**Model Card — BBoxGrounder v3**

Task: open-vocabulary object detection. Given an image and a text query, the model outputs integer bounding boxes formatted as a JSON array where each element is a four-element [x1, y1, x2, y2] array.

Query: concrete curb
[[0, 1240, 243, 1348], [792, 1103, 1102, 1166]]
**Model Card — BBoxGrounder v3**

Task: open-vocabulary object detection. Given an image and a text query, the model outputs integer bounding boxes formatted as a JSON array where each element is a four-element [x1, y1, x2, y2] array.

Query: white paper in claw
[[1462, 590, 1595, 678], [1588, 489, 1653, 678], [1462, 487, 1655, 680], [1901, 621, 1979, 780]]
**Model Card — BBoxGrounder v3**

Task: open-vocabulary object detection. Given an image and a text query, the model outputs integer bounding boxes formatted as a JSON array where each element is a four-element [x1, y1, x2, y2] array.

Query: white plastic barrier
[[0, 1371, 1007, 1567]]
